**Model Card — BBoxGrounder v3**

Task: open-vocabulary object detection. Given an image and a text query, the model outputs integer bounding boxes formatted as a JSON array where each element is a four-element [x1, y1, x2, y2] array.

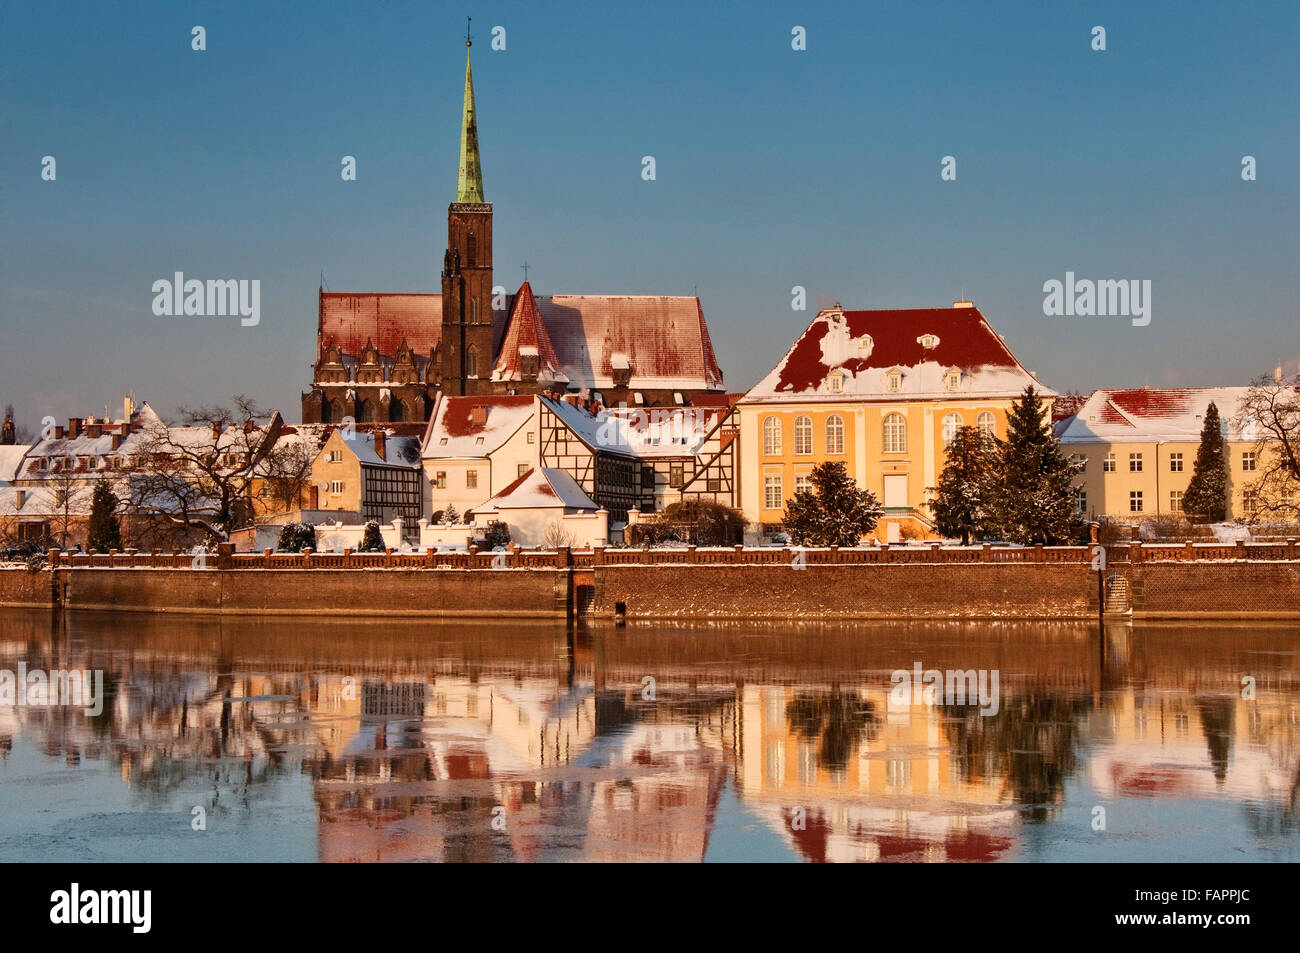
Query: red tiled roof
[[1106, 387, 1200, 417], [492, 282, 564, 381], [319, 293, 441, 358], [777, 307, 1020, 393], [536, 295, 724, 389], [438, 395, 534, 438]]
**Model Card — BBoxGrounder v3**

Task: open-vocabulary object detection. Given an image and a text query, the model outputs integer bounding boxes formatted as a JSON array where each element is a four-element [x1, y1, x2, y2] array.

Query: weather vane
[[466, 16, 472, 47]]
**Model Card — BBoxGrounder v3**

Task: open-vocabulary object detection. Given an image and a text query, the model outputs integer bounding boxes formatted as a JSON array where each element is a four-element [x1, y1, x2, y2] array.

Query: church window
[[467, 346, 479, 379], [467, 230, 476, 267]]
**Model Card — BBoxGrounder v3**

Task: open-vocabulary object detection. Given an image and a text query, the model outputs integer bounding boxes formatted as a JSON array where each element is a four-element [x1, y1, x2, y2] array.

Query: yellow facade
[[737, 399, 1029, 541]]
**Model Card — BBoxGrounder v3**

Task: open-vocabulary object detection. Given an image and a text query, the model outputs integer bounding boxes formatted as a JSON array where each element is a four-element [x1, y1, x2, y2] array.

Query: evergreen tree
[[277, 522, 316, 552], [1182, 402, 1228, 522], [930, 425, 992, 544], [983, 385, 1081, 544], [782, 461, 883, 546], [86, 482, 122, 553], [358, 520, 385, 552]]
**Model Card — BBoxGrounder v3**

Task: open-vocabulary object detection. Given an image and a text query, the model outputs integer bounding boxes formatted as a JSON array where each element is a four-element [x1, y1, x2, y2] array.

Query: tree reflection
[[785, 690, 879, 774], [942, 693, 1092, 821]]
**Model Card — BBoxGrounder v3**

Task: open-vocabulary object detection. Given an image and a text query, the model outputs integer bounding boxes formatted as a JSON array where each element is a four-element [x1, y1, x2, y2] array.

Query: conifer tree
[[1182, 402, 1228, 522], [782, 461, 883, 546], [86, 482, 122, 553], [930, 425, 992, 544], [983, 385, 1081, 544], [359, 520, 385, 552]]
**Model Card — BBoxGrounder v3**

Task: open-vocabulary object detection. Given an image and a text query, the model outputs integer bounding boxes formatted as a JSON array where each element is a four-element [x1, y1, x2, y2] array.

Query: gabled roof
[[343, 432, 422, 468], [479, 467, 597, 511], [318, 293, 442, 359], [0, 445, 30, 483], [535, 295, 724, 390], [539, 395, 732, 459], [422, 395, 535, 458], [1057, 387, 1255, 443], [742, 306, 1051, 403], [492, 282, 565, 384]]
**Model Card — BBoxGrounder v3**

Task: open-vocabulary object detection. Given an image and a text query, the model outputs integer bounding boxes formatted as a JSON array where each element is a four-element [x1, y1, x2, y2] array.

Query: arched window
[[942, 412, 963, 445], [977, 411, 996, 441], [883, 413, 906, 453], [825, 414, 845, 454], [359, 400, 377, 423], [389, 399, 406, 423], [470, 297, 480, 324], [793, 415, 813, 455], [327, 399, 346, 423], [467, 230, 476, 267], [466, 346, 479, 379], [762, 416, 782, 456]]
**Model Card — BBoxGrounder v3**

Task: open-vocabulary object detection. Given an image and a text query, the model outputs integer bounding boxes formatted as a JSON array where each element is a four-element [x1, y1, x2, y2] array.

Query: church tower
[[440, 36, 495, 396]]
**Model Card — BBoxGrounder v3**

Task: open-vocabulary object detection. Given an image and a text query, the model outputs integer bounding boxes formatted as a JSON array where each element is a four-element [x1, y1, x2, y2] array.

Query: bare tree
[[46, 467, 92, 548], [120, 395, 284, 546], [1236, 373, 1300, 521], [542, 520, 577, 549], [257, 432, 322, 516]]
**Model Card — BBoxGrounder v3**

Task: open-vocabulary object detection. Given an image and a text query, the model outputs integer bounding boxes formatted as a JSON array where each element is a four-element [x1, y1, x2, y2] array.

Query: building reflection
[[1, 611, 1298, 861]]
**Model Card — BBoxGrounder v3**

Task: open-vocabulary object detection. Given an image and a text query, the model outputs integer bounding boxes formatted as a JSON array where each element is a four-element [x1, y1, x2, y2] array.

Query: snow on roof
[[742, 306, 1052, 403], [318, 292, 441, 361], [0, 483, 95, 518], [1057, 387, 1256, 443], [536, 294, 724, 390], [479, 467, 598, 511], [423, 395, 535, 458], [491, 282, 566, 384], [540, 395, 730, 459], [346, 431, 421, 467], [0, 446, 31, 483]]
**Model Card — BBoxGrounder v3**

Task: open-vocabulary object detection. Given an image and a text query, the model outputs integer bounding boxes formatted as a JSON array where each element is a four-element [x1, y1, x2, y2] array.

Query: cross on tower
[[521, 261, 533, 281]]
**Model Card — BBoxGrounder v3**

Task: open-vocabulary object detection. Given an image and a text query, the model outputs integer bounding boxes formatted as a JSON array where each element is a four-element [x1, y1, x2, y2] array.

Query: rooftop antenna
[[320, 270, 329, 292]]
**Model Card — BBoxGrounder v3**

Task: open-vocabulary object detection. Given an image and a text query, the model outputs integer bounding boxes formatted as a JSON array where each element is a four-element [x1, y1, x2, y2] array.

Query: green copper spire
[[456, 42, 485, 203]]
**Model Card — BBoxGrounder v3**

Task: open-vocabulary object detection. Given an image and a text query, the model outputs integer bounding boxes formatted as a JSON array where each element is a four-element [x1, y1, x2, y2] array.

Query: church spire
[[456, 30, 485, 203]]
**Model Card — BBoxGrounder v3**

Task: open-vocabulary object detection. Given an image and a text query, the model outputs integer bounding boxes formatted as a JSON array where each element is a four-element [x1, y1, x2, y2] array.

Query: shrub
[[483, 521, 511, 549], [358, 521, 384, 552], [277, 522, 316, 553]]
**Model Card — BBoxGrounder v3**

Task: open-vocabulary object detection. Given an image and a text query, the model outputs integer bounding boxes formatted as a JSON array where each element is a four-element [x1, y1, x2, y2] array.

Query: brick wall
[[593, 564, 1096, 620], [1127, 562, 1300, 616]]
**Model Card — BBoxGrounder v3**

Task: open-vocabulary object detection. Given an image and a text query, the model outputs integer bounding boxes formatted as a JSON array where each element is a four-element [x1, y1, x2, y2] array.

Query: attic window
[[887, 369, 903, 393], [827, 370, 844, 393], [918, 334, 940, 349], [439, 437, 448, 446], [856, 334, 873, 356], [475, 436, 485, 445], [945, 368, 962, 390]]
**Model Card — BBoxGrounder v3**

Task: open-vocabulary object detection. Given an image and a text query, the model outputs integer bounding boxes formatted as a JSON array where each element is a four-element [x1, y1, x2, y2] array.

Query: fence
[[42, 539, 1300, 571]]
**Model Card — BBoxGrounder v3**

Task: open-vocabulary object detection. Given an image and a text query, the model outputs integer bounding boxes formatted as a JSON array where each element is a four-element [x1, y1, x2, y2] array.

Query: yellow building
[[1057, 386, 1277, 521], [737, 304, 1054, 541], [310, 429, 424, 525]]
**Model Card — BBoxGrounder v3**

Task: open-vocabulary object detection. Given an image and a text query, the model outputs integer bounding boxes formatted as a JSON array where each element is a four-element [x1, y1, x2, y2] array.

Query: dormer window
[[827, 370, 844, 393], [918, 334, 940, 349], [856, 334, 873, 356], [887, 369, 903, 393], [945, 367, 962, 390]]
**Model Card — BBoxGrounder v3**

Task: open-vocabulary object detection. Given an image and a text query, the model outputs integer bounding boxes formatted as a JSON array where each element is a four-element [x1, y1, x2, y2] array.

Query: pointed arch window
[[466, 346, 479, 379], [467, 230, 477, 268]]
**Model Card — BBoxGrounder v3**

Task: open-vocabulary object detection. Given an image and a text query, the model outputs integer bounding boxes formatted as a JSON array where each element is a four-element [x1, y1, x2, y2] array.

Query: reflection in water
[[0, 610, 1297, 862]]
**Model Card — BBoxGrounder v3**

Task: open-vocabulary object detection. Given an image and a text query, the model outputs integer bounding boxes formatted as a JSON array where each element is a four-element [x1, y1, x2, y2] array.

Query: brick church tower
[[440, 39, 495, 397]]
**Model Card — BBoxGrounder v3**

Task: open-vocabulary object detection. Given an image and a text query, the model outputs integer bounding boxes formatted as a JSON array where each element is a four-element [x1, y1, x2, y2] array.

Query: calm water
[[0, 608, 1296, 862]]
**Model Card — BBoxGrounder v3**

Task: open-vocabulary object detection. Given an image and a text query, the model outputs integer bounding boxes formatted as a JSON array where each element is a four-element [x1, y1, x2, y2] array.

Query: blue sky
[[3, 0, 1298, 428]]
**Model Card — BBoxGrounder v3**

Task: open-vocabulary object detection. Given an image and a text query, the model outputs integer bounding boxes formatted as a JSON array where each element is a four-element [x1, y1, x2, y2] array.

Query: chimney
[[1276, 365, 1283, 383], [211, 421, 222, 440], [67, 417, 80, 438], [86, 422, 103, 439], [953, 299, 974, 308], [471, 404, 488, 427], [110, 432, 123, 450], [373, 431, 386, 462], [54, 425, 64, 439]]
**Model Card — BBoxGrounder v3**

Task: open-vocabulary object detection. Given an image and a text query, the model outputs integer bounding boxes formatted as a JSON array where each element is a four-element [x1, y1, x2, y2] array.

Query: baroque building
[[302, 40, 724, 426]]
